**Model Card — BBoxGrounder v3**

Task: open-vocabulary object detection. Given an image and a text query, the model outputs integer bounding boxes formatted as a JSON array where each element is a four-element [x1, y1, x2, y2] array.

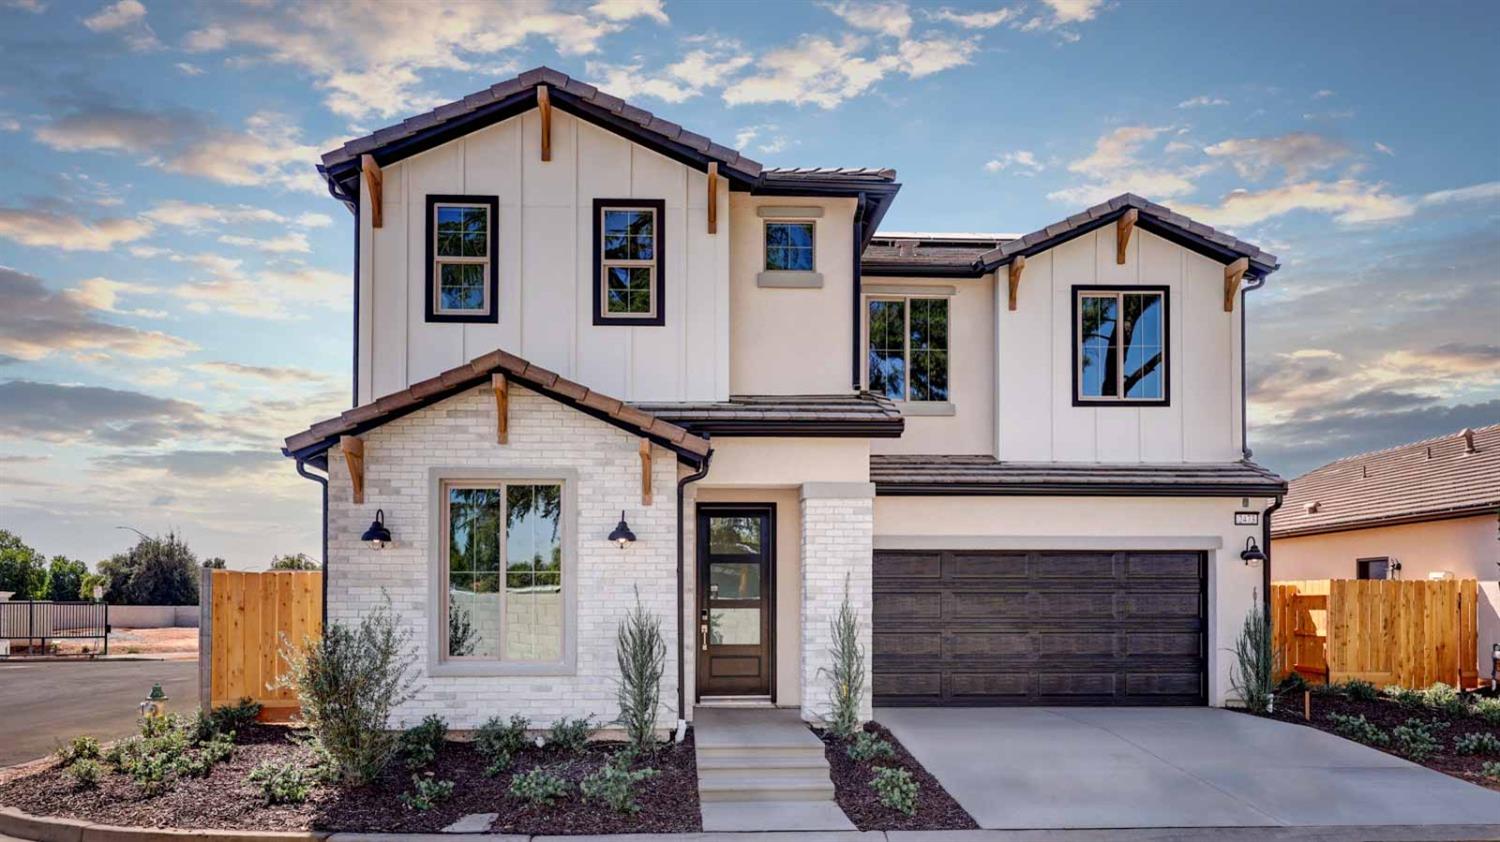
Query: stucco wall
[[1274, 514, 1500, 677], [874, 495, 1276, 706], [359, 107, 731, 405], [325, 383, 680, 730]]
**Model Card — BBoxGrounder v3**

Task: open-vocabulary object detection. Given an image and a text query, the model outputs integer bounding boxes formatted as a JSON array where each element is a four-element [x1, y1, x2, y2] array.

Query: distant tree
[[43, 556, 88, 602], [202, 557, 227, 569], [79, 572, 108, 602], [269, 553, 320, 571], [97, 531, 200, 606], [0, 530, 46, 599]]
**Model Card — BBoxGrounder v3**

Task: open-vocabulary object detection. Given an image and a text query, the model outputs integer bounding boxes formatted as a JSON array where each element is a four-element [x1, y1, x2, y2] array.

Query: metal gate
[[0, 601, 110, 655]]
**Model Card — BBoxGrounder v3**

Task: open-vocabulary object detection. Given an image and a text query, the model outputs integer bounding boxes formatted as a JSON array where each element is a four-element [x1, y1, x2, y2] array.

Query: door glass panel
[[709, 608, 761, 645], [710, 562, 761, 600], [708, 516, 761, 555]]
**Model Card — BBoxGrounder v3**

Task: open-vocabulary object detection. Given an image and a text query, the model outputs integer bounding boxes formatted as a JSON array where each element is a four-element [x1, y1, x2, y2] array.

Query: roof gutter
[[676, 449, 712, 727]]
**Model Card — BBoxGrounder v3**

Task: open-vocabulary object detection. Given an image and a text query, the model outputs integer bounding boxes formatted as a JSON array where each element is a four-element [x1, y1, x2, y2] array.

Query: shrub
[[870, 766, 918, 816], [548, 716, 594, 753], [400, 715, 448, 769], [210, 698, 262, 734], [1392, 718, 1446, 762], [249, 760, 313, 805], [1483, 760, 1500, 781], [104, 737, 144, 772], [483, 751, 513, 777], [1454, 732, 1500, 756], [132, 748, 179, 796], [274, 598, 419, 787], [1229, 603, 1275, 714], [400, 773, 455, 811], [1472, 697, 1500, 725], [581, 753, 658, 813], [176, 732, 235, 778], [57, 735, 101, 765], [1327, 713, 1390, 747], [1277, 671, 1309, 695], [68, 759, 101, 789], [821, 575, 865, 739], [1384, 685, 1424, 707], [476, 714, 530, 759], [1334, 679, 1380, 702], [509, 767, 570, 806], [847, 731, 895, 762], [1419, 683, 1466, 717], [615, 589, 666, 754]]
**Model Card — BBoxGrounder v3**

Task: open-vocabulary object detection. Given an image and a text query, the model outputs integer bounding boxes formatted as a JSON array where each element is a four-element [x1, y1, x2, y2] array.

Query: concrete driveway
[[879, 706, 1500, 829], [0, 659, 198, 767]]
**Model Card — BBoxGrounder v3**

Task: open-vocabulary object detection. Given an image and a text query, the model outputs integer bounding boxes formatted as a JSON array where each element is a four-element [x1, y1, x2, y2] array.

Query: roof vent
[[1305, 501, 1321, 514], [1361, 464, 1368, 478], [895, 239, 918, 258], [1462, 427, 1477, 454]]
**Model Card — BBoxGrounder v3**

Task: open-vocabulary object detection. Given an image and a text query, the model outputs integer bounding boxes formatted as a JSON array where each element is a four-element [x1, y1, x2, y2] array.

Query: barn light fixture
[[608, 510, 636, 549], [1240, 536, 1266, 567], [361, 509, 392, 549]]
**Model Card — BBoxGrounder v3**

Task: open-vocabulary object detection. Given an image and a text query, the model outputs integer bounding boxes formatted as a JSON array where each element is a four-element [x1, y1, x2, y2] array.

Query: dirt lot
[[40, 627, 197, 660]]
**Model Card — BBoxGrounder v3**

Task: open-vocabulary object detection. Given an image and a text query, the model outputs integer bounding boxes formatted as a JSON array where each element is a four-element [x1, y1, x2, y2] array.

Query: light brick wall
[[799, 486, 874, 724], [326, 384, 679, 731]]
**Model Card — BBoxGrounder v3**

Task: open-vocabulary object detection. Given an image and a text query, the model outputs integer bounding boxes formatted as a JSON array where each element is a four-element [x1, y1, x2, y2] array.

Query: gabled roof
[[1272, 424, 1500, 538], [282, 349, 711, 467], [632, 393, 904, 437], [871, 455, 1286, 497]]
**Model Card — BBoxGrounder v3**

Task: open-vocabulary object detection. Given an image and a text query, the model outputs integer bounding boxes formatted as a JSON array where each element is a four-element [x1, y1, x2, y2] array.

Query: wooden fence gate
[[199, 570, 321, 720], [1272, 578, 1479, 689]]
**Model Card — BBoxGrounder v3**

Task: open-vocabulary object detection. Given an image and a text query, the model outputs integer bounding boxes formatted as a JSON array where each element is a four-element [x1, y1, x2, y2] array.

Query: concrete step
[[695, 742, 827, 760], [697, 751, 832, 772], [700, 799, 857, 832], [698, 773, 836, 802]]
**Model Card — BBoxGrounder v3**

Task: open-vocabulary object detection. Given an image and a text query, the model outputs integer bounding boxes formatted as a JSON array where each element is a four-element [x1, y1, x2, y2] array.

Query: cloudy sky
[[0, 0, 1496, 568]]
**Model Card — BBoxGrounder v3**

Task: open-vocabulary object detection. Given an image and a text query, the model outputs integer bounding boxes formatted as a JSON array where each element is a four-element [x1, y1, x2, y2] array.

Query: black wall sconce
[[361, 509, 392, 549], [608, 510, 636, 549], [1240, 536, 1266, 567]]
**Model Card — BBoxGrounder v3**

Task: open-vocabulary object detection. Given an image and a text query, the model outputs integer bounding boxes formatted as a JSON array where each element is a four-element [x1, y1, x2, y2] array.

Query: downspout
[[295, 459, 330, 629], [1240, 273, 1267, 460], [851, 192, 867, 391], [1262, 495, 1283, 624], [675, 449, 713, 737], [352, 208, 361, 408]]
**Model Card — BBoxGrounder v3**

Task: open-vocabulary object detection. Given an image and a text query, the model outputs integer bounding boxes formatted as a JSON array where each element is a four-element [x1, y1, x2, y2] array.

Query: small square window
[[765, 221, 815, 271], [593, 199, 664, 326], [426, 195, 498, 323]]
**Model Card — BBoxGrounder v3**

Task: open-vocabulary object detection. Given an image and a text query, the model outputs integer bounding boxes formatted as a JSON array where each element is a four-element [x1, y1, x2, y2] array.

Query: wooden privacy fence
[[199, 570, 322, 720], [1272, 578, 1479, 690]]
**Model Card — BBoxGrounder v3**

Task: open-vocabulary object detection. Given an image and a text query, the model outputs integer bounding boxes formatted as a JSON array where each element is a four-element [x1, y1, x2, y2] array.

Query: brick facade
[[798, 486, 875, 724]]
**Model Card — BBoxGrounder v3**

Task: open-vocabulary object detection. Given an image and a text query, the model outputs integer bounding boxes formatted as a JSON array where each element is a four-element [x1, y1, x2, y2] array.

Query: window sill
[[757, 270, 823, 289], [899, 401, 956, 417], [429, 659, 575, 678]]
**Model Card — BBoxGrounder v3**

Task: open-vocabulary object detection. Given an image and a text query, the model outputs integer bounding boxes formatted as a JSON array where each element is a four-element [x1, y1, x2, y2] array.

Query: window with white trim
[[425, 195, 498, 323], [865, 296, 949, 402], [593, 199, 664, 326], [1075, 287, 1168, 404]]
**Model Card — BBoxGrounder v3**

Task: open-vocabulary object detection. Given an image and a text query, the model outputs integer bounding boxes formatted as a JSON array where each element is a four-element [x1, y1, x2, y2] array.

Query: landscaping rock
[[440, 813, 496, 833]]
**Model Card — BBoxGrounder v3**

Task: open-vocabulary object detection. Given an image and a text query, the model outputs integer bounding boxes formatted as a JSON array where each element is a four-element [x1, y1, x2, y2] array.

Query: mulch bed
[[1258, 686, 1500, 792], [818, 723, 977, 831], [0, 723, 702, 834]]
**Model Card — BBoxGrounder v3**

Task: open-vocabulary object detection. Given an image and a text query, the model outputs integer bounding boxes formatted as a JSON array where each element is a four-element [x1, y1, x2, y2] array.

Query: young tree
[[79, 571, 108, 602], [202, 557, 228, 570], [43, 556, 88, 602], [0, 530, 46, 599], [269, 553, 320, 571], [97, 531, 200, 605]]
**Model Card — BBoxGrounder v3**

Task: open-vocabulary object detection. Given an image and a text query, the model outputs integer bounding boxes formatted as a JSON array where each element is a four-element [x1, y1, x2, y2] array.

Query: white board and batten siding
[[996, 227, 1244, 464], [357, 108, 731, 405]]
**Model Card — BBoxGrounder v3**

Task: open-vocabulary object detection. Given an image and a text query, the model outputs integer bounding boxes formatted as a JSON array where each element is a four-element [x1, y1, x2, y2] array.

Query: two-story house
[[282, 67, 1286, 733]]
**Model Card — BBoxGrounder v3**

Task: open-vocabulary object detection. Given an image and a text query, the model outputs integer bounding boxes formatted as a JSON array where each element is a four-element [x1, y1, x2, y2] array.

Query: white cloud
[[734, 124, 791, 155], [829, 0, 913, 38], [1043, 0, 1105, 23], [896, 34, 979, 78], [1177, 95, 1229, 108], [0, 267, 194, 362], [1176, 180, 1415, 227], [667, 46, 753, 90], [190, 361, 336, 386], [584, 61, 701, 104], [0, 206, 153, 251], [1420, 180, 1500, 207], [1312, 89, 1334, 99], [167, 255, 345, 319], [1048, 125, 1206, 205], [1374, 142, 1395, 156], [82, 0, 159, 50], [296, 212, 334, 228], [984, 149, 1043, 175], [722, 29, 975, 109], [217, 231, 311, 254], [143, 200, 286, 229], [174, 62, 204, 76], [64, 277, 166, 318], [926, 6, 1016, 28], [1204, 132, 1350, 180], [588, 0, 668, 23]]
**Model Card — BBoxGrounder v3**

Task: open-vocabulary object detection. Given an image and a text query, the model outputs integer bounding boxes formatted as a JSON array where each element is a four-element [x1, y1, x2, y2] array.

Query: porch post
[[798, 482, 875, 725]]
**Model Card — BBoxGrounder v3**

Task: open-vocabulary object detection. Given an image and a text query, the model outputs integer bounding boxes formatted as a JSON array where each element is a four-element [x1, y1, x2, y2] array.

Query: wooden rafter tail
[[639, 438, 652, 506], [706, 162, 719, 234], [1115, 208, 1137, 265], [340, 435, 365, 504], [1223, 257, 1250, 312], [492, 373, 509, 444], [536, 85, 552, 162], [361, 155, 383, 229], [1007, 255, 1026, 311]]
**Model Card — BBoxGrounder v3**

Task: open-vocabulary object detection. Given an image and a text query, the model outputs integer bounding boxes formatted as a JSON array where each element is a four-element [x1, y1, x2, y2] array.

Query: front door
[[697, 506, 774, 698]]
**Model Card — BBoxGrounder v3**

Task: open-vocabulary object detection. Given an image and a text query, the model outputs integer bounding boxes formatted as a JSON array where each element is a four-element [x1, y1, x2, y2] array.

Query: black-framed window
[[424, 194, 499, 323], [1356, 557, 1390, 580], [866, 296, 949, 402], [765, 221, 815, 271], [592, 198, 665, 326], [1072, 285, 1169, 406]]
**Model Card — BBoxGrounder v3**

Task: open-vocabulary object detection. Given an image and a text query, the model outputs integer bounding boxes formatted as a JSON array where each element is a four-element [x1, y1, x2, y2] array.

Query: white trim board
[[872, 534, 1225, 551]]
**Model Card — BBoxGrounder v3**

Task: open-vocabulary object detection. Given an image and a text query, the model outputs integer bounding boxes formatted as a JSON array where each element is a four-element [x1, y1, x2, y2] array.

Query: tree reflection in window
[[708, 516, 761, 555], [1079, 290, 1164, 401]]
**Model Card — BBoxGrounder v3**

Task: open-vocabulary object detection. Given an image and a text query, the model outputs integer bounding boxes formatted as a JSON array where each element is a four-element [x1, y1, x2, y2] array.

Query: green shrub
[[1392, 718, 1446, 762], [131, 748, 179, 796], [477, 714, 531, 759], [1420, 683, 1466, 717], [209, 698, 262, 734], [1482, 760, 1500, 781], [820, 575, 866, 738], [1472, 697, 1500, 725], [68, 759, 101, 789], [399, 773, 455, 811], [869, 766, 918, 816], [1277, 671, 1309, 695], [274, 599, 420, 787], [484, 751, 513, 777], [1230, 604, 1275, 713], [581, 753, 658, 813], [1384, 685, 1424, 707], [104, 736, 144, 772], [176, 732, 235, 778], [847, 731, 895, 762], [615, 590, 666, 754], [400, 715, 447, 769], [1327, 713, 1390, 746], [249, 760, 313, 805], [548, 716, 594, 753], [1454, 732, 1500, 756], [509, 767, 570, 806], [57, 735, 101, 765], [1334, 679, 1380, 702]]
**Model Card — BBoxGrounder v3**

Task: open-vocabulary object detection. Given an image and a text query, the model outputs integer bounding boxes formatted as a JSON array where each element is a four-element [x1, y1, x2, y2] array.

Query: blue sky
[[0, 0, 1496, 569]]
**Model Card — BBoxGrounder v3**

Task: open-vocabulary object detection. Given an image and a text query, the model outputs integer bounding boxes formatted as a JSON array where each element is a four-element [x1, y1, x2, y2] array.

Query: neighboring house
[[1272, 424, 1500, 679], [281, 67, 1286, 732]]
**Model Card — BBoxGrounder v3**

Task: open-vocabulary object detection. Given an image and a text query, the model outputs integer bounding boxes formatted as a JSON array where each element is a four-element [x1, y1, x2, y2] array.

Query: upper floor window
[[425, 195, 499, 324], [592, 199, 665, 326], [765, 221, 815, 271], [866, 296, 949, 403], [1074, 286, 1168, 405]]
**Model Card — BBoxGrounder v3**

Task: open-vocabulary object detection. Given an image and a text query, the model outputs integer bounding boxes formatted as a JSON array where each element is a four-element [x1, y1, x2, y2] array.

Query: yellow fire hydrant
[[139, 682, 169, 719]]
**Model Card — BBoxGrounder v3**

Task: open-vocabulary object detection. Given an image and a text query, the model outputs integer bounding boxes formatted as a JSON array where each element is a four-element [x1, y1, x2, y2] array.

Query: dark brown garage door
[[873, 549, 1206, 706]]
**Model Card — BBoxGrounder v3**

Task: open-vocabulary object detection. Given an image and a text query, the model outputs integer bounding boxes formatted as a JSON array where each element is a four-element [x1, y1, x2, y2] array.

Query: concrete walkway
[[878, 707, 1500, 830]]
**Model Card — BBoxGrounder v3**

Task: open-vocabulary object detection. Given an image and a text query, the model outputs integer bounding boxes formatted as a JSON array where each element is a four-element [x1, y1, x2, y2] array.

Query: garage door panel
[[873, 549, 1206, 706]]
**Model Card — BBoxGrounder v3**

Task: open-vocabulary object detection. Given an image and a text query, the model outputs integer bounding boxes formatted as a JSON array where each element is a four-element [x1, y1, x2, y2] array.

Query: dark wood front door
[[697, 506, 774, 698]]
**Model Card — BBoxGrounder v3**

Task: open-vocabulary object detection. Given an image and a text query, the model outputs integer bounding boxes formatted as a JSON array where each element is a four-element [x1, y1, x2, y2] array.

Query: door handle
[[700, 624, 708, 650]]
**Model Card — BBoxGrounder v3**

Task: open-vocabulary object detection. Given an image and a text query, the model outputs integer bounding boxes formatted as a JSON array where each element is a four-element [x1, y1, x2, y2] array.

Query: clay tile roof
[[282, 350, 710, 463], [870, 455, 1286, 496], [762, 166, 898, 181], [1272, 424, 1500, 537], [632, 393, 905, 437]]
